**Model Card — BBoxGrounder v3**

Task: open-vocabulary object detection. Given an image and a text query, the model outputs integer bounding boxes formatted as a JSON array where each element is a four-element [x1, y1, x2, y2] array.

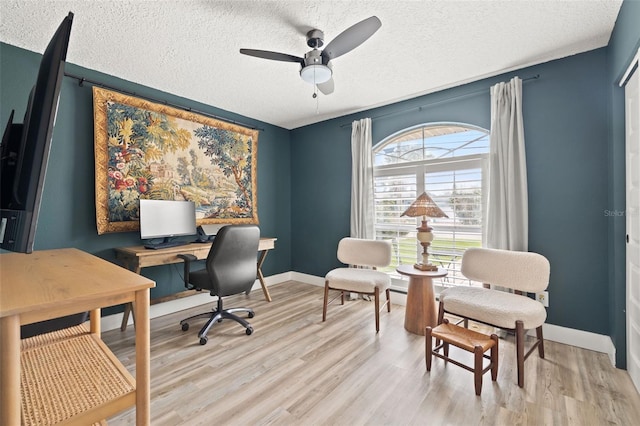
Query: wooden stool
[[426, 318, 498, 395]]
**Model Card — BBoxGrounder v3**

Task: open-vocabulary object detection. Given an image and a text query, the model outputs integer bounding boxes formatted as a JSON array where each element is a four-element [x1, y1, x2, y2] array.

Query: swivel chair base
[[180, 298, 254, 345]]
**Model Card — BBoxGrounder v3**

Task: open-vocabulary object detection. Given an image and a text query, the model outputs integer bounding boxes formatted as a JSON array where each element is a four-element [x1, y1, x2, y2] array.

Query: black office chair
[[178, 224, 260, 345]]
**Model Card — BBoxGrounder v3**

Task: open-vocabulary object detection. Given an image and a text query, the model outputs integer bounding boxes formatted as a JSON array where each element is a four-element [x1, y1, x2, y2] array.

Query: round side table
[[396, 265, 448, 335]]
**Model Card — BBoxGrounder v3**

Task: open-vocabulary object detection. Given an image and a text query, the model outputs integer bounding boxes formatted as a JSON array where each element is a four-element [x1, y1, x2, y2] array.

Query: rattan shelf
[[20, 326, 136, 425]]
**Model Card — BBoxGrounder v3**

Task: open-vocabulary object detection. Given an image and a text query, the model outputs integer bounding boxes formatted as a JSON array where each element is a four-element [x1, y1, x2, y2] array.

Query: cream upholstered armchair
[[438, 247, 550, 387], [323, 237, 392, 332]]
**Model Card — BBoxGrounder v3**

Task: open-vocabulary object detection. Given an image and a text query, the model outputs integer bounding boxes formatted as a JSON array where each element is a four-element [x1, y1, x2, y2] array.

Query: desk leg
[[404, 276, 437, 335], [121, 302, 136, 331], [252, 249, 272, 302], [0, 315, 20, 425], [120, 263, 141, 331], [135, 288, 150, 425]]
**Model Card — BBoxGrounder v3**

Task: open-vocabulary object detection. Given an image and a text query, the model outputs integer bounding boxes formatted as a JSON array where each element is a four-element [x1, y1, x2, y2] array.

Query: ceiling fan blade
[[317, 77, 334, 95], [239, 48, 304, 64], [322, 16, 381, 63]]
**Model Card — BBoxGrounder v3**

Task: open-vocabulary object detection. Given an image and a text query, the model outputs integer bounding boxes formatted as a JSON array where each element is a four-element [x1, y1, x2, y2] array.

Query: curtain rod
[[339, 74, 540, 128], [64, 72, 265, 132]]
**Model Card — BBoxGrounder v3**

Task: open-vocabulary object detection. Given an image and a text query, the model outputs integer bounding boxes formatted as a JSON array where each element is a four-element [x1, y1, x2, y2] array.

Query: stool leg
[[443, 341, 449, 359], [474, 345, 483, 396], [490, 334, 499, 381], [425, 327, 433, 371]]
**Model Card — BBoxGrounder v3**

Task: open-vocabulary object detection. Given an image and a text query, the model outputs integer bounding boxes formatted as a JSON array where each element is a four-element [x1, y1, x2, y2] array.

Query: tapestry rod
[[339, 74, 540, 128], [64, 72, 264, 131]]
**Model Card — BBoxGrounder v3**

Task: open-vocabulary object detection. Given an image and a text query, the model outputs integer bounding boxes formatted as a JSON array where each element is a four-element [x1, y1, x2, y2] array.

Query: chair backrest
[[461, 247, 550, 293], [336, 237, 392, 268], [206, 225, 260, 297]]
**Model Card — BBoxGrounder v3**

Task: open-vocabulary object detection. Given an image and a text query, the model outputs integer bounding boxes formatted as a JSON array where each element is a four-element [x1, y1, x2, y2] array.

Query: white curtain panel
[[350, 118, 374, 239], [487, 77, 528, 251]]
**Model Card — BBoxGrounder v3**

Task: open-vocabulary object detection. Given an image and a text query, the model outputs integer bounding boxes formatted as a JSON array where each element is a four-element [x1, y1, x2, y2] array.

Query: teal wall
[[607, 0, 640, 368], [0, 42, 292, 308], [291, 49, 611, 339]]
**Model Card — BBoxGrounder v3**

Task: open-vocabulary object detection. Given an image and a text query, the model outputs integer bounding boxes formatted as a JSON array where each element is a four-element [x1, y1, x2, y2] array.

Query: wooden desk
[[0, 248, 155, 425], [396, 265, 447, 335], [114, 238, 276, 330]]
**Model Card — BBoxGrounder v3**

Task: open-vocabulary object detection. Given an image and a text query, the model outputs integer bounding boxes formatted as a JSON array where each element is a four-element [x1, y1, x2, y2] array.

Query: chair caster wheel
[[181, 323, 189, 331], [246, 327, 253, 335], [248, 312, 255, 318], [199, 336, 208, 345]]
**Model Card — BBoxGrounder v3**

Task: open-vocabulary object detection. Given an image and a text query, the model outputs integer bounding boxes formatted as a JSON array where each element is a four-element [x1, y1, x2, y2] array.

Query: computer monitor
[[139, 199, 196, 249]]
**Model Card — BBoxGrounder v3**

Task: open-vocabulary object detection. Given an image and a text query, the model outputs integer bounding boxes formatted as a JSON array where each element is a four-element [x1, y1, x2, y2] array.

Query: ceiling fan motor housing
[[303, 49, 323, 67], [306, 29, 324, 48]]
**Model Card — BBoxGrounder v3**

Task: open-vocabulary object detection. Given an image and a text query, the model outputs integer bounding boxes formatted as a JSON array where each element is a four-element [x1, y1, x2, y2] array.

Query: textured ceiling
[[0, 0, 623, 130]]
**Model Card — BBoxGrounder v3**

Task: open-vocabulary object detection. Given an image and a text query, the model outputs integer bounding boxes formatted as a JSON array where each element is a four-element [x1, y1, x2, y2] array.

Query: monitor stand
[[143, 237, 188, 250]]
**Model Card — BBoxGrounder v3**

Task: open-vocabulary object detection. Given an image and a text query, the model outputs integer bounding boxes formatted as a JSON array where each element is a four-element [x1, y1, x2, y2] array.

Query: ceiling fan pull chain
[[311, 64, 319, 114]]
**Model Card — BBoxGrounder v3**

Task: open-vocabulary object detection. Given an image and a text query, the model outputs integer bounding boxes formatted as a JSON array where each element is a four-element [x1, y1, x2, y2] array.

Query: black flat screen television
[[0, 12, 74, 253]]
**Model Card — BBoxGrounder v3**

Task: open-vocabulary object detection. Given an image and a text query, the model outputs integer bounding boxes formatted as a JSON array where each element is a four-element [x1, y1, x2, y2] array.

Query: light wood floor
[[103, 281, 640, 425]]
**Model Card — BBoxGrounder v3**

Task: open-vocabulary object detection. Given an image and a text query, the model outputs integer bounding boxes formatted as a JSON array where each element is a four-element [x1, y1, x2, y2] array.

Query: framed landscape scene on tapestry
[[93, 87, 259, 235]]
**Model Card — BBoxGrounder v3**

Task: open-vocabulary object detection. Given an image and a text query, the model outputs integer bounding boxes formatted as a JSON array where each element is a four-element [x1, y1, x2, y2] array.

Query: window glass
[[373, 123, 489, 289]]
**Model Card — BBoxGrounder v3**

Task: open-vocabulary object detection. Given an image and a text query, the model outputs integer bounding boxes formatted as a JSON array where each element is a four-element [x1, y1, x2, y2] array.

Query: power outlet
[[536, 291, 549, 307]]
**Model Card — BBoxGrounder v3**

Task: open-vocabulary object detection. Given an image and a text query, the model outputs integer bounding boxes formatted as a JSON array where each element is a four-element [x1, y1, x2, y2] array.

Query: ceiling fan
[[239, 16, 382, 95]]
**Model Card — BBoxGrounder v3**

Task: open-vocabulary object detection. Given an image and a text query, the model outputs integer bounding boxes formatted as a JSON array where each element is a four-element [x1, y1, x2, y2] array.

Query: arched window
[[373, 123, 489, 288]]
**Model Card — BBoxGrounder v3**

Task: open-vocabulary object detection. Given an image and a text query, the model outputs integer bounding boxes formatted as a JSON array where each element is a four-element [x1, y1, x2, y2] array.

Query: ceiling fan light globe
[[300, 64, 332, 84]]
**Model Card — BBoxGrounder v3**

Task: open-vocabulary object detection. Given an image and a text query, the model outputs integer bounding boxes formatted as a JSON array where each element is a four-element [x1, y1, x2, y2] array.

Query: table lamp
[[401, 191, 448, 271]]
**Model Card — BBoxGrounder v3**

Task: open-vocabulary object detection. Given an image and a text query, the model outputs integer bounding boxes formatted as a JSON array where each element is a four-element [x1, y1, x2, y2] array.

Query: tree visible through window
[[373, 123, 489, 289]]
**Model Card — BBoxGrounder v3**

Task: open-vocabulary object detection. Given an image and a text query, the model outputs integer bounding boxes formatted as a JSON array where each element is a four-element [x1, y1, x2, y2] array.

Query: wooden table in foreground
[[396, 265, 448, 335], [114, 237, 276, 331], [0, 248, 155, 425]]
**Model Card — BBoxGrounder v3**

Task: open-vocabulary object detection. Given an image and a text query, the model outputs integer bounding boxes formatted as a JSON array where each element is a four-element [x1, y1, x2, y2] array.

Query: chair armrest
[[177, 254, 198, 290]]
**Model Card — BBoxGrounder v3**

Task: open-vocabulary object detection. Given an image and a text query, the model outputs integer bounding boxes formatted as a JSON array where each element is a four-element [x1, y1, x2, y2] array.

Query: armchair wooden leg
[[386, 289, 391, 312], [437, 301, 445, 325], [374, 287, 380, 333], [536, 325, 545, 358], [436, 302, 445, 347], [516, 320, 525, 387], [322, 282, 329, 322]]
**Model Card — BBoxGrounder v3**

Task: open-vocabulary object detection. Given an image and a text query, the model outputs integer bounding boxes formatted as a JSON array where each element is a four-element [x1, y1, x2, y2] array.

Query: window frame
[[372, 122, 489, 293]]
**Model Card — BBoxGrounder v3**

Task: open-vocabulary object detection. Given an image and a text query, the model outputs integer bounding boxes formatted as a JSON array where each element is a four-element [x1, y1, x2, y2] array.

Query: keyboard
[[144, 240, 189, 250]]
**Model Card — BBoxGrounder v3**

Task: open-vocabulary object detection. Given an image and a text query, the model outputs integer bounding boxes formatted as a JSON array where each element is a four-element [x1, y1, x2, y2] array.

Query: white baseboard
[[290, 271, 325, 286], [101, 271, 617, 364], [540, 323, 616, 365]]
